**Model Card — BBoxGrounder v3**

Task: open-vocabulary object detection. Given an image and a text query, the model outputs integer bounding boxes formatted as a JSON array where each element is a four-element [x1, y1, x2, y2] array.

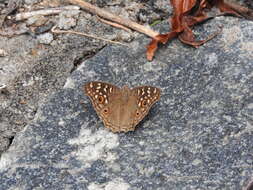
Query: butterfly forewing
[[84, 81, 120, 113], [131, 86, 161, 125]]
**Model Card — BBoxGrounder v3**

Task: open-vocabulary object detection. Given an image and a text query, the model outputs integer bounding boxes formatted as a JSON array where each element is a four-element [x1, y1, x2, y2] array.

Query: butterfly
[[84, 81, 161, 133]]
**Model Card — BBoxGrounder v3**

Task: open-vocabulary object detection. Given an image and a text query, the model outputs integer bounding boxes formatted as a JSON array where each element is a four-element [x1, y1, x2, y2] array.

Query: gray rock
[[0, 34, 37, 85], [0, 121, 15, 138], [0, 11, 119, 155], [0, 16, 253, 190], [37, 32, 54, 44], [57, 10, 81, 30], [0, 137, 9, 154], [0, 49, 7, 57], [154, 0, 173, 13], [26, 15, 48, 27]]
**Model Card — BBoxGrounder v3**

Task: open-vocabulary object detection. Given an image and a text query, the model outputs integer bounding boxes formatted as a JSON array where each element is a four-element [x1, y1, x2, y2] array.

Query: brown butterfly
[[84, 81, 161, 133]]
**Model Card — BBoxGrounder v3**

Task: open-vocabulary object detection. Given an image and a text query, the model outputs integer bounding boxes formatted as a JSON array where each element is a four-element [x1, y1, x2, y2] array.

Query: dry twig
[[96, 16, 132, 33], [14, 6, 80, 21], [67, 0, 159, 39], [51, 26, 129, 47]]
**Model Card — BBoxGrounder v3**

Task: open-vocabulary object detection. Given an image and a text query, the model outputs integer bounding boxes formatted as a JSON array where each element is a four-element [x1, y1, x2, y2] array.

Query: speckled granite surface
[[0, 16, 252, 190]]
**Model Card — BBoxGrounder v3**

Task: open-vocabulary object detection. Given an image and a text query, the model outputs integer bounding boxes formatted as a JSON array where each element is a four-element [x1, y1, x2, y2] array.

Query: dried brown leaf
[[146, 0, 253, 61]]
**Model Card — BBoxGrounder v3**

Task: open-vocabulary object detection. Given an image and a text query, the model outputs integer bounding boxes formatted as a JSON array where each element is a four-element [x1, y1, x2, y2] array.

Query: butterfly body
[[84, 81, 161, 133]]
